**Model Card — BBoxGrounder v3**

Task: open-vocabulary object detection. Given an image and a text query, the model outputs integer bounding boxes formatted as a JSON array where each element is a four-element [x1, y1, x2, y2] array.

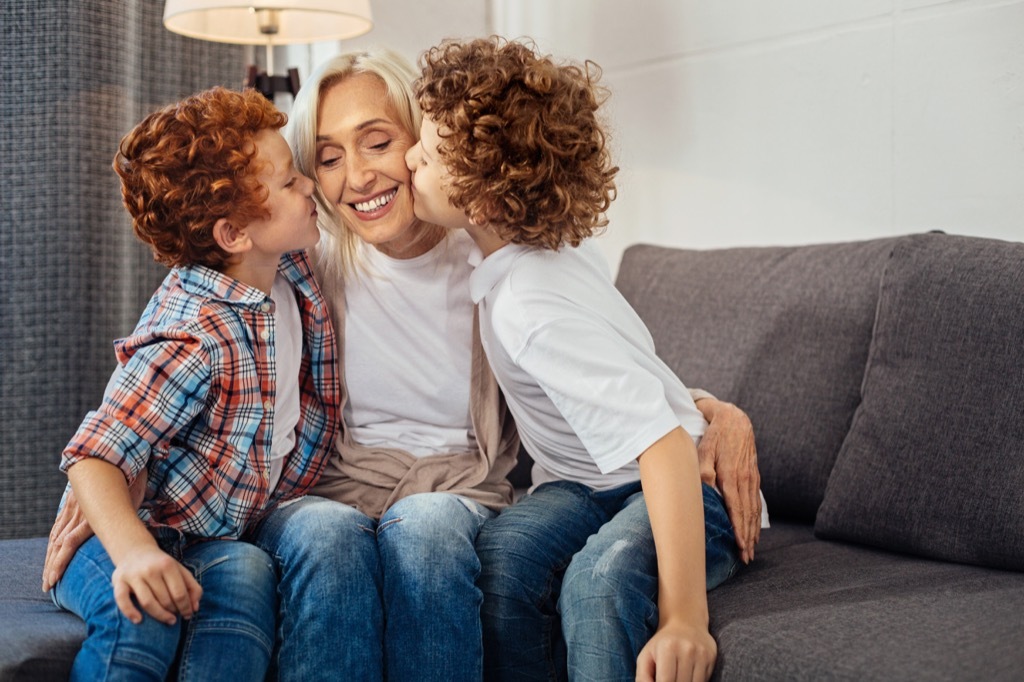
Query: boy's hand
[[636, 620, 717, 682], [111, 546, 202, 626]]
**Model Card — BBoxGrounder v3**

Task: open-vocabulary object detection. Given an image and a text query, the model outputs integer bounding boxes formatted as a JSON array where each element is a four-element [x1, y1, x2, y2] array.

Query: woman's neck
[[374, 222, 447, 260]]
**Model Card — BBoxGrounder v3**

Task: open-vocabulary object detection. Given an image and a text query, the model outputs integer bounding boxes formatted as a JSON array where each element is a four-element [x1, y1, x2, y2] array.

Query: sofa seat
[[710, 523, 1024, 681], [1, 538, 80, 681]]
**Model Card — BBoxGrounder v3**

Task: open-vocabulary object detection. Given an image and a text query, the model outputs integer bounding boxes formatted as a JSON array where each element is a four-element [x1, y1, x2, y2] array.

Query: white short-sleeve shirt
[[469, 239, 708, 491]]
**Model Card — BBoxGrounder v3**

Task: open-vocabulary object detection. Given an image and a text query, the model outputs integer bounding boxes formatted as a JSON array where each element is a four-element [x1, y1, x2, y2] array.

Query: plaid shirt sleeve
[[61, 331, 212, 484]]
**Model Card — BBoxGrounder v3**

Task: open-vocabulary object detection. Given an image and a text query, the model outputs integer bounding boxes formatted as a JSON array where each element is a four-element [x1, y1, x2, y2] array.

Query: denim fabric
[[52, 536, 276, 682], [246, 495, 384, 681], [377, 492, 496, 681], [247, 492, 493, 681], [477, 480, 738, 681]]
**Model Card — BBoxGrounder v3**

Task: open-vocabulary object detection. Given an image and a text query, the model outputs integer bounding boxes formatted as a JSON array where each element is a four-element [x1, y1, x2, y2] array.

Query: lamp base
[[245, 65, 301, 100]]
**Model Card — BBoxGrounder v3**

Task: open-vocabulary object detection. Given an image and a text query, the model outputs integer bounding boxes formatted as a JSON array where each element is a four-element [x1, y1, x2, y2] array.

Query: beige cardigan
[[309, 259, 519, 520]]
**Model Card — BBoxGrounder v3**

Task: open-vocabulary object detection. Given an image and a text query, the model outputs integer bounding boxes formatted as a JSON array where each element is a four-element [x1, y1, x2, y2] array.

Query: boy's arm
[[66, 454, 202, 626], [42, 473, 147, 592], [635, 427, 717, 682]]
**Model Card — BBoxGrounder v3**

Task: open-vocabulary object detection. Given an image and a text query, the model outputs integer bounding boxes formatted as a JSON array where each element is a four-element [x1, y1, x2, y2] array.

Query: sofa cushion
[[616, 238, 899, 522], [710, 523, 1024, 681], [815, 233, 1024, 571], [0, 537, 81, 681]]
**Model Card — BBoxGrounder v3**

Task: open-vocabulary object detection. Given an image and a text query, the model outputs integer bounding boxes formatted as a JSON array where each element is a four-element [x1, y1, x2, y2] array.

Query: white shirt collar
[[468, 243, 527, 303]]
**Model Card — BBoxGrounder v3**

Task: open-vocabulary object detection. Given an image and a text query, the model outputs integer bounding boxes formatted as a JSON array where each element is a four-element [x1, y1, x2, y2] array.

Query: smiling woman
[[284, 48, 519, 681]]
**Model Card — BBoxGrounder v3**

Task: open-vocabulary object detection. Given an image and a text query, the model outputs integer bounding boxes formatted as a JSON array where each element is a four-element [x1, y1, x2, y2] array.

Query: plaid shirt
[[60, 251, 340, 544]]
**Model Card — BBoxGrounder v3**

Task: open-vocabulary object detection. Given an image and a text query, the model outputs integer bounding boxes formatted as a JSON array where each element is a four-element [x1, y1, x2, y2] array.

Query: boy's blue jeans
[[477, 480, 739, 681], [52, 534, 277, 682], [51, 495, 381, 682]]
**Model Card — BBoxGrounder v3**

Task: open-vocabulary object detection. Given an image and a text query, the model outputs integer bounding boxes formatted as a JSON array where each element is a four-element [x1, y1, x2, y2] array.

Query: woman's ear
[[212, 218, 251, 255]]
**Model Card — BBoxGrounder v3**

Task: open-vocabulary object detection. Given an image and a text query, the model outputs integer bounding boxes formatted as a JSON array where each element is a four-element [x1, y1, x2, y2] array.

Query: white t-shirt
[[343, 232, 477, 457], [268, 272, 302, 491], [469, 239, 708, 491]]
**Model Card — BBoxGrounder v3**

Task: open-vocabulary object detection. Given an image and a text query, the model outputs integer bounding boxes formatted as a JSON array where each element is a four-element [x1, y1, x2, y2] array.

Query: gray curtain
[[1, 1, 245, 538]]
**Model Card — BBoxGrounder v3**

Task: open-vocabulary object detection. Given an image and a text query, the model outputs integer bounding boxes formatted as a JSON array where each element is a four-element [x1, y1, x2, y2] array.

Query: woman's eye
[[317, 148, 343, 168], [370, 140, 390, 151]]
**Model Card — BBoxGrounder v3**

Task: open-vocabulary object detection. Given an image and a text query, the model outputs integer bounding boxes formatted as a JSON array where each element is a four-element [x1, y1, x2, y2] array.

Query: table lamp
[[163, 0, 373, 99]]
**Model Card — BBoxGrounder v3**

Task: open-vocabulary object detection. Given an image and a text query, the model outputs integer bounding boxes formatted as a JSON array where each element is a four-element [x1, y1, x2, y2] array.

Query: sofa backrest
[[616, 237, 901, 522], [815, 233, 1024, 571]]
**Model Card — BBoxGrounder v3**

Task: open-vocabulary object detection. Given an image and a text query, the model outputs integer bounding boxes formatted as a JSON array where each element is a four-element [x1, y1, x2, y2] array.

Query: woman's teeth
[[354, 190, 397, 212]]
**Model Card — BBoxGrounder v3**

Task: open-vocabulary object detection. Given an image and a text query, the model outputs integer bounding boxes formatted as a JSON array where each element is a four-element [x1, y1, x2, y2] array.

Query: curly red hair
[[414, 37, 618, 250], [114, 86, 287, 269]]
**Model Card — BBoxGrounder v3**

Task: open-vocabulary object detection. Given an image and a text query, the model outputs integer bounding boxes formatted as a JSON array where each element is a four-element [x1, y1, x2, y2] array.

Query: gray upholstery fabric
[[615, 239, 899, 522], [0, 539, 81, 682], [710, 523, 1024, 681], [815, 233, 1024, 570], [0, 1, 243, 539]]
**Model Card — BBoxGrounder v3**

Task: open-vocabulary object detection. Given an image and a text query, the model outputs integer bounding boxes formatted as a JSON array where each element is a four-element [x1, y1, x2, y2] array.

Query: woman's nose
[[347, 154, 375, 191]]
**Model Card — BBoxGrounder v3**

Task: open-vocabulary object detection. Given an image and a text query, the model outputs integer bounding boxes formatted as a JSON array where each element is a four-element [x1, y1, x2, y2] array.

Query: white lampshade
[[163, 0, 373, 46]]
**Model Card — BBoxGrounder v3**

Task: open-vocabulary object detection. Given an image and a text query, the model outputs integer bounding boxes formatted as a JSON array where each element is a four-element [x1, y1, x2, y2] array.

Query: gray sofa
[[2, 231, 1022, 681]]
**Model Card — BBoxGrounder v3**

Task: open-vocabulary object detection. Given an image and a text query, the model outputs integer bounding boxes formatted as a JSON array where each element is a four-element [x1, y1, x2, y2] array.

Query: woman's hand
[[636, 619, 717, 682], [694, 399, 761, 564], [42, 470, 149, 592]]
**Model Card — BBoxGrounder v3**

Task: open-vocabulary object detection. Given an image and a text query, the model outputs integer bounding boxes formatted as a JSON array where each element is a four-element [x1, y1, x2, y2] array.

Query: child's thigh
[[477, 481, 609, 597], [561, 490, 658, 603], [179, 539, 277, 625], [52, 535, 118, 616], [53, 536, 182, 677]]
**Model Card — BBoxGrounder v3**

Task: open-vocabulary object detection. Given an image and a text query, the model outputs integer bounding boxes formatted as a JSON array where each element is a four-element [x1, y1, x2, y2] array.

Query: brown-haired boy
[[406, 37, 767, 682]]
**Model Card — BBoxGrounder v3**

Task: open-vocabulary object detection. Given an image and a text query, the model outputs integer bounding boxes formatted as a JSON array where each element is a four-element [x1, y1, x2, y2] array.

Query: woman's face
[[314, 73, 424, 258]]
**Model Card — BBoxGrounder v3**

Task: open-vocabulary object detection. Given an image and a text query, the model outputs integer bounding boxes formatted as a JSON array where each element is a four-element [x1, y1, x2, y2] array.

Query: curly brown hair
[[414, 37, 618, 250], [113, 86, 287, 269]]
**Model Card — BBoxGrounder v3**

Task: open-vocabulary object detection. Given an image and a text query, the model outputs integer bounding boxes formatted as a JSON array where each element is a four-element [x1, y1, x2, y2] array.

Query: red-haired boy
[[48, 86, 341, 681]]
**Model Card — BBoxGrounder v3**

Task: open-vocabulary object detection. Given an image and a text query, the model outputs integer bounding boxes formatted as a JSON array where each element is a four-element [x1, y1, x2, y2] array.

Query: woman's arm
[[693, 398, 761, 564], [635, 427, 716, 682]]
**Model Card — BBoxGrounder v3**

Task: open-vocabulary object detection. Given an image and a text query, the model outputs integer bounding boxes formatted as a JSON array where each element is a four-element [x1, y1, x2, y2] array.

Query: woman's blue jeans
[[251, 491, 495, 681], [477, 480, 739, 681], [52, 535, 277, 682]]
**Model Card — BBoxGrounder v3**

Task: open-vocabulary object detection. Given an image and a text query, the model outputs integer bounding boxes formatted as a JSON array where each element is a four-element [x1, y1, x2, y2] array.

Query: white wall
[[493, 0, 1024, 270], [285, 0, 1024, 270]]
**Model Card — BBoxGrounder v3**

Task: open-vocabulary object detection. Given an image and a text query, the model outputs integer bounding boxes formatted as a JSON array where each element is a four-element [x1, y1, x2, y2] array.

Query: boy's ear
[[212, 217, 252, 255]]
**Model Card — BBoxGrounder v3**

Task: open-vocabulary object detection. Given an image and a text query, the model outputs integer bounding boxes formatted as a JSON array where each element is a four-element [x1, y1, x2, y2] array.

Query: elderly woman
[[44, 47, 762, 681]]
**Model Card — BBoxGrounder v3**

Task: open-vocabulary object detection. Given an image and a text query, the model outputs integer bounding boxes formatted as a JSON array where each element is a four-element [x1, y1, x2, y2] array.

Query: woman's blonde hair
[[287, 48, 440, 280]]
